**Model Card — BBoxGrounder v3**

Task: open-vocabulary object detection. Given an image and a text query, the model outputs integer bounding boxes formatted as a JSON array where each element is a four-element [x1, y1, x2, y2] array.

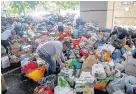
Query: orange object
[[94, 82, 107, 90], [25, 65, 47, 82]]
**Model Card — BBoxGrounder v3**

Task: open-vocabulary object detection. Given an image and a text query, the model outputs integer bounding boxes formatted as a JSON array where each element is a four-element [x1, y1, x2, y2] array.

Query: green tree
[[54, 1, 80, 13], [7, 1, 80, 15], [8, 1, 40, 16]]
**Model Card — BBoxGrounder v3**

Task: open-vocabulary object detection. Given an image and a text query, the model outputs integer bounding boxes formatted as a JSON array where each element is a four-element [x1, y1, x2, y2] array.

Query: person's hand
[[60, 63, 65, 68]]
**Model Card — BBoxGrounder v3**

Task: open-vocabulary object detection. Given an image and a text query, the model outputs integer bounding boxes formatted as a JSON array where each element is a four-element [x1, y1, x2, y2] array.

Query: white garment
[[1, 29, 12, 40]]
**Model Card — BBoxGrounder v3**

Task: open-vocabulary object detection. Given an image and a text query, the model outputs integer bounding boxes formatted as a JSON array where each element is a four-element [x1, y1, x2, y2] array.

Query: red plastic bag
[[63, 31, 70, 37], [34, 86, 53, 94], [72, 39, 80, 48], [21, 61, 38, 73], [80, 49, 88, 57], [79, 35, 88, 40]]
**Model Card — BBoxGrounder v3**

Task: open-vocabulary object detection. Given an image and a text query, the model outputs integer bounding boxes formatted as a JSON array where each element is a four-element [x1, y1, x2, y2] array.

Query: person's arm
[[55, 44, 66, 68], [60, 52, 65, 62]]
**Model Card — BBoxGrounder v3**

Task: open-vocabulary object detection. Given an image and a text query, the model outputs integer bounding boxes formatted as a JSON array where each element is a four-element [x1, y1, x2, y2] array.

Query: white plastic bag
[[106, 77, 126, 94], [92, 64, 106, 79], [54, 86, 74, 94], [1, 56, 10, 69], [125, 55, 136, 76], [102, 44, 115, 54], [21, 58, 30, 67]]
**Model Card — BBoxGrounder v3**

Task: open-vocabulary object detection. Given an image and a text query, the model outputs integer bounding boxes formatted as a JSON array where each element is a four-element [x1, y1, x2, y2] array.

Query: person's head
[[63, 41, 71, 51], [11, 30, 16, 35]]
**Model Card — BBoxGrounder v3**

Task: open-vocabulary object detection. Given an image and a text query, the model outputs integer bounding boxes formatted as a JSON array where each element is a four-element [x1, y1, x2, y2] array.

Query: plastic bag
[[21, 62, 38, 73], [34, 86, 53, 94], [71, 39, 80, 48], [124, 45, 131, 51], [125, 76, 136, 94], [38, 74, 57, 89], [10, 55, 20, 63], [80, 48, 89, 57], [103, 50, 112, 62], [112, 39, 123, 49], [58, 76, 70, 87], [106, 77, 126, 94], [54, 86, 74, 94], [92, 64, 107, 80], [102, 44, 115, 54], [125, 55, 136, 76], [26, 65, 46, 82], [112, 89, 125, 94], [20, 58, 30, 67], [71, 59, 82, 69], [111, 49, 123, 63], [82, 54, 98, 72], [59, 68, 74, 77]]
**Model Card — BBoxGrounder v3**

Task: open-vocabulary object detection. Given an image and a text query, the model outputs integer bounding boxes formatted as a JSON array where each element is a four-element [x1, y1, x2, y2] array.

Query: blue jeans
[[39, 52, 56, 75], [66, 47, 71, 59]]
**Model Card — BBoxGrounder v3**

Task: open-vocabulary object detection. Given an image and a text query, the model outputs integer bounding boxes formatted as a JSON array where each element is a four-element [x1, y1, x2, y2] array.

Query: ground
[[3, 68, 38, 94]]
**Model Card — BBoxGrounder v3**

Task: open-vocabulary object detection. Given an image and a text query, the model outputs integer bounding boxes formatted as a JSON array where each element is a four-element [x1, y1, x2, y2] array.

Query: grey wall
[[113, 1, 136, 26], [80, 1, 136, 28], [80, 1, 108, 27]]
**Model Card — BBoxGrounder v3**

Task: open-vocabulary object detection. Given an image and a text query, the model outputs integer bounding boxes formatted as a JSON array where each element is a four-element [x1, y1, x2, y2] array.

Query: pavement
[[3, 68, 39, 94]]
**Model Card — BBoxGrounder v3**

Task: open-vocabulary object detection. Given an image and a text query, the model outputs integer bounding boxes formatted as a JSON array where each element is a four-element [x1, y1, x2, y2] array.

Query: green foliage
[[54, 1, 80, 9], [7, 1, 80, 15], [8, 1, 39, 15]]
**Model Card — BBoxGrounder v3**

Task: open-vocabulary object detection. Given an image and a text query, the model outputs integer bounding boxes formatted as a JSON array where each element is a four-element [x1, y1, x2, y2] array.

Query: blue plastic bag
[[125, 76, 136, 94], [102, 28, 111, 32], [71, 59, 82, 69], [112, 49, 123, 63], [121, 48, 126, 54]]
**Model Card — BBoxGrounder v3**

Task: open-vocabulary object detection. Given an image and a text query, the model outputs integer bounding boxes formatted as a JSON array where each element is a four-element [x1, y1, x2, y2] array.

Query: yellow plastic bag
[[103, 51, 112, 62], [124, 45, 130, 51], [25, 65, 46, 82]]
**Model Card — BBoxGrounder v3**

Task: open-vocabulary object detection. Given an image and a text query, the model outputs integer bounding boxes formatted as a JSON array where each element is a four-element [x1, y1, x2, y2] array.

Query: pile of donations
[[1, 15, 136, 94]]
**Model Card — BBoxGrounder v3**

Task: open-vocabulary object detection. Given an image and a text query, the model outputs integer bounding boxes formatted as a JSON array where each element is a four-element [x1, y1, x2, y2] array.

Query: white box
[[1, 56, 10, 69]]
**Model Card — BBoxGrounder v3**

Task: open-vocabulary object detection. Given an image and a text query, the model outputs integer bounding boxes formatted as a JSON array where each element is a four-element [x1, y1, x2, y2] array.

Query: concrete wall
[[113, 1, 136, 26], [80, 1, 114, 28], [80, 1, 136, 28]]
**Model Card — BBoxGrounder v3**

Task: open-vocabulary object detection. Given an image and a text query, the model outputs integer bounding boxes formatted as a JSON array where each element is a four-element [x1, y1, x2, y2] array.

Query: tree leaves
[[7, 1, 80, 15]]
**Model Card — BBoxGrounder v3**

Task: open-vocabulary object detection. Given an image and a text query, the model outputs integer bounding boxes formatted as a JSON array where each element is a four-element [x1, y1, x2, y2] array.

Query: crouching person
[[36, 41, 70, 75]]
